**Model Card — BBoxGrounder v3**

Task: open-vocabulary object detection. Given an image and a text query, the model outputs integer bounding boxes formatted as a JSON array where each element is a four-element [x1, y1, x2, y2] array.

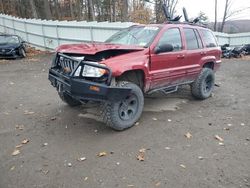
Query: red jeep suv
[[49, 23, 221, 130]]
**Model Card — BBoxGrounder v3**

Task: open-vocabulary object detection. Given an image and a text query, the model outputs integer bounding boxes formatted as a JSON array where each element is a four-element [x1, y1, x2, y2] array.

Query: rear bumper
[[49, 69, 131, 102]]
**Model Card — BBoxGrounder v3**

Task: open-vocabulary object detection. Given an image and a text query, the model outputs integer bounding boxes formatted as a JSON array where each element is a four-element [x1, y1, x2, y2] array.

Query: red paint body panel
[[55, 24, 221, 93], [56, 43, 144, 55]]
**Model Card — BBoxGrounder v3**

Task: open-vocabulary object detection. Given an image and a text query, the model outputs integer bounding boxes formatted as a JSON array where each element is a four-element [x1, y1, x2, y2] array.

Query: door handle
[[177, 54, 185, 59]]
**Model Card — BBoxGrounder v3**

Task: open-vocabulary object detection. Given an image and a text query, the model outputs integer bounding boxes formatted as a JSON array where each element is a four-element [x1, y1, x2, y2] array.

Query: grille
[[57, 55, 79, 73], [0, 48, 12, 53]]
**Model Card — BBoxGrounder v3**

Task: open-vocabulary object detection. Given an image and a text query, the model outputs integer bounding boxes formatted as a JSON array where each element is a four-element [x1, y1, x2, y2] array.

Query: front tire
[[101, 81, 144, 131], [58, 92, 82, 107], [191, 68, 215, 100], [19, 48, 26, 58]]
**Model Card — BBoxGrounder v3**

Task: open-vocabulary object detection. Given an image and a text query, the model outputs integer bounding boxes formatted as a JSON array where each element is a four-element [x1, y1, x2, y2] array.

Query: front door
[[150, 27, 185, 90]]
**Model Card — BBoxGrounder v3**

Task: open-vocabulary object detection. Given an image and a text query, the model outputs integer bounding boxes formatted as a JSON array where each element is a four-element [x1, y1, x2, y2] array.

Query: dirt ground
[[0, 55, 249, 188]]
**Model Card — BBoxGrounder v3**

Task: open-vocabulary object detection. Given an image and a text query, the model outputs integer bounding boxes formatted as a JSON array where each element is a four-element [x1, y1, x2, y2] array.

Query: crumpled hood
[[56, 43, 144, 55]]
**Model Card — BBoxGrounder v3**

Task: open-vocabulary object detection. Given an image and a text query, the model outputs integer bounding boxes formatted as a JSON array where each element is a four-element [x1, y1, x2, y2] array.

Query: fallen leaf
[[15, 144, 23, 148], [42, 170, 49, 175], [180, 164, 186, 169], [10, 166, 15, 171], [152, 117, 157, 121], [135, 122, 140, 126], [155, 182, 161, 186], [215, 135, 224, 142], [139, 148, 146, 153], [12, 149, 20, 156], [83, 177, 88, 181], [136, 152, 145, 161], [78, 157, 86, 162], [223, 127, 230, 131], [24, 110, 35, 115], [67, 163, 72, 167], [21, 139, 29, 144], [50, 117, 57, 121], [43, 143, 48, 146], [198, 156, 204, 160], [218, 142, 225, 146], [97, 152, 107, 157], [15, 125, 24, 130], [185, 132, 192, 139]]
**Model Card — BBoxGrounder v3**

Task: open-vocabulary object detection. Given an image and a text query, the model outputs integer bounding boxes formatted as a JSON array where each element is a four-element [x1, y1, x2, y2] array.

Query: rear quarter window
[[201, 29, 218, 48]]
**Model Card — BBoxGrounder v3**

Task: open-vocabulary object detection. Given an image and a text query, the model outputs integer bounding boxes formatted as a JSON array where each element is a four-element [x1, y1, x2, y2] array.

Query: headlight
[[82, 65, 106, 77], [51, 53, 57, 67]]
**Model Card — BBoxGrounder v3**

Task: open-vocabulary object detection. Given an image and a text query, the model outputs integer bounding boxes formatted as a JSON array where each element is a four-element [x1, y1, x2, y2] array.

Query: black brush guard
[[48, 53, 131, 102]]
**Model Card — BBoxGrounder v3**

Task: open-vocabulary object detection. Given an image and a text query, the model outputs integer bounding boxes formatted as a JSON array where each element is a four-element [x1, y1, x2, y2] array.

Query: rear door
[[150, 27, 185, 89], [182, 28, 204, 81]]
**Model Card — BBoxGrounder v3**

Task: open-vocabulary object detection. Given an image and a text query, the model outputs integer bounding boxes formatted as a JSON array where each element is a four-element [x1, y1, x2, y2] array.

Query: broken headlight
[[82, 64, 106, 78]]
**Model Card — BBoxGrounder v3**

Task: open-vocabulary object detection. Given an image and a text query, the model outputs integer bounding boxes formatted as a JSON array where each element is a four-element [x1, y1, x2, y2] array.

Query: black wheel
[[19, 48, 26, 58], [191, 68, 215, 100], [58, 92, 82, 107], [101, 81, 144, 131]]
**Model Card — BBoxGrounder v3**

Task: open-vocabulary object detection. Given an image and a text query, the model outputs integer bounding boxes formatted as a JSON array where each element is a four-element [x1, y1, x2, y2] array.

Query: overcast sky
[[174, 0, 250, 21]]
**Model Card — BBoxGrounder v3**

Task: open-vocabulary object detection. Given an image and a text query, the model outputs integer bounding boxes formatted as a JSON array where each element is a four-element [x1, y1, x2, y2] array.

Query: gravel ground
[[0, 55, 249, 188]]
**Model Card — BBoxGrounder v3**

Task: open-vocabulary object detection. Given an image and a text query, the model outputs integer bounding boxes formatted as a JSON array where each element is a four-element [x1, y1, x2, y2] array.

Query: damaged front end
[[48, 53, 131, 102]]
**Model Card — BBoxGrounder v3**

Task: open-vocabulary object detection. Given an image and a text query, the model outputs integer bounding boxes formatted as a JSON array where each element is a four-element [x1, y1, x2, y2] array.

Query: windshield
[[0, 35, 20, 45], [105, 26, 160, 47]]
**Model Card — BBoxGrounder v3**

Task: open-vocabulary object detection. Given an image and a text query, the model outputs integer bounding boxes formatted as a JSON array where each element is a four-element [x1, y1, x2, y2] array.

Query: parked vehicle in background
[[0, 34, 26, 58], [221, 43, 248, 58], [48, 22, 221, 131]]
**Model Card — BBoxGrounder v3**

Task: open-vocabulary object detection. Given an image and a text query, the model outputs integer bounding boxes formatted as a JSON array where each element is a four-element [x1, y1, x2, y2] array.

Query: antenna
[[183, 7, 189, 22]]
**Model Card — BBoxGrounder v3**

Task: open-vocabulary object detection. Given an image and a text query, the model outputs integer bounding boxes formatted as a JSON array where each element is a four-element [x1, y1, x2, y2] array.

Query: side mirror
[[155, 44, 174, 54]]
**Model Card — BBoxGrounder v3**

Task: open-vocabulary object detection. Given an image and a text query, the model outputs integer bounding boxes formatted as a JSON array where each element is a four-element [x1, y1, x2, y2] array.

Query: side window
[[158, 28, 182, 51], [183, 28, 199, 50], [201, 29, 218, 48]]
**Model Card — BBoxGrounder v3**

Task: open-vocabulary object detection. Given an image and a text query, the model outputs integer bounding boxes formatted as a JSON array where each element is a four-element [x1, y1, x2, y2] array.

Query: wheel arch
[[116, 69, 146, 90], [202, 61, 215, 69]]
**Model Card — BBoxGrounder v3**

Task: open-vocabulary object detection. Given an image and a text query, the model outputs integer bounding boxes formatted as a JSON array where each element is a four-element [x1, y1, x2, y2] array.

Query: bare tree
[[44, 0, 52, 19], [30, 0, 38, 19], [0, 0, 4, 14], [87, 0, 95, 21], [220, 0, 250, 32], [121, 0, 129, 21], [214, 0, 217, 31]]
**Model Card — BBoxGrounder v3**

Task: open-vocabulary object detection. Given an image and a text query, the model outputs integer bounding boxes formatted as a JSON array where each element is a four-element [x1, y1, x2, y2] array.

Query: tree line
[[0, 0, 178, 24], [0, 0, 248, 32]]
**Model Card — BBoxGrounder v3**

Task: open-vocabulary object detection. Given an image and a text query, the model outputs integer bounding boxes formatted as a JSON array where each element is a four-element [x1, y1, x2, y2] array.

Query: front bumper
[[48, 54, 131, 102], [0, 49, 19, 58]]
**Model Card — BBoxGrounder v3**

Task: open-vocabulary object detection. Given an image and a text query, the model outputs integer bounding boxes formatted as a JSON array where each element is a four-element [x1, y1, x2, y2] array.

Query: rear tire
[[58, 92, 81, 107], [101, 81, 144, 131], [191, 68, 215, 100]]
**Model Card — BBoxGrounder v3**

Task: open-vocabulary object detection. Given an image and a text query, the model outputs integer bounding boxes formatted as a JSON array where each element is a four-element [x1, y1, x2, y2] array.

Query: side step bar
[[147, 85, 179, 95], [161, 86, 178, 95]]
